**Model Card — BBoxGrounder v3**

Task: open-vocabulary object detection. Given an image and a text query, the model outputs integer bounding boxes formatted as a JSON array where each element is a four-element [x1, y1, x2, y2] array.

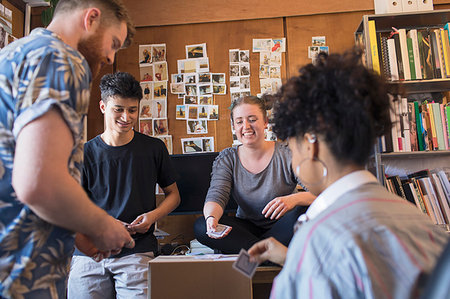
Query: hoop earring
[[295, 157, 328, 187]]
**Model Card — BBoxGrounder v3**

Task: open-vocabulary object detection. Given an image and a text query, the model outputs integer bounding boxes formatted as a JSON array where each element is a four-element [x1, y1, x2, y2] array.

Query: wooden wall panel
[[123, 0, 374, 27], [286, 11, 371, 77], [3, 0, 24, 38], [115, 18, 285, 154]]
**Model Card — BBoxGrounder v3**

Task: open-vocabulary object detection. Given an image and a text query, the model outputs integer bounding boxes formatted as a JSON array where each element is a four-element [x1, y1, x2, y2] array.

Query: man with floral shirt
[[0, 1, 136, 298]]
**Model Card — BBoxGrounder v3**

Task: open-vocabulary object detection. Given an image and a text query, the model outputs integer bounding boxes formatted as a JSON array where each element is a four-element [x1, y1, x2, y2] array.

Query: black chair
[[420, 239, 450, 299]]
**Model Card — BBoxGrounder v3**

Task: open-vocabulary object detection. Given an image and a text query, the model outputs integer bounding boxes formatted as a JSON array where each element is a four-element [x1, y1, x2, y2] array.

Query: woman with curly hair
[[249, 50, 448, 298]]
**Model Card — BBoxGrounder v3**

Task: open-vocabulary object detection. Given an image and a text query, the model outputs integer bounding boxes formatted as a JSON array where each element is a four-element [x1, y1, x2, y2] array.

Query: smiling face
[[78, 21, 127, 78], [100, 95, 139, 136], [232, 103, 267, 147]]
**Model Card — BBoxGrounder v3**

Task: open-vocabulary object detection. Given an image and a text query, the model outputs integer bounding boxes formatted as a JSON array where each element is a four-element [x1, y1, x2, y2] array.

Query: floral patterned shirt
[[0, 28, 91, 299]]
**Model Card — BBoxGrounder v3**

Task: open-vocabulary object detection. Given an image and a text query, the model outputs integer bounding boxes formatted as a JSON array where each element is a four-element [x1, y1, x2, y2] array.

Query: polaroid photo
[[151, 100, 167, 119], [271, 78, 282, 93], [176, 105, 187, 120], [196, 58, 210, 73], [213, 84, 227, 95], [139, 119, 153, 136], [211, 73, 225, 84], [141, 82, 153, 100], [271, 38, 286, 53], [153, 118, 169, 136], [185, 84, 198, 96], [231, 92, 241, 102], [172, 73, 184, 83], [229, 64, 240, 78], [181, 138, 203, 154], [259, 65, 270, 79], [239, 76, 250, 91], [198, 73, 211, 83], [252, 38, 271, 53], [239, 50, 250, 63], [177, 59, 186, 73], [186, 43, 207, 59], [139, 100, 152, 119], [156, 135, 173, 154], [184, 73, 198, 84], [229, 49, 240, 63], [233, 249, 258, 278], [198, 84, 212, 95], [187, 120, 207, 134], [260, 51, 270, 65], [152, 43, 166, 62], [199, 95, 213, 105], [140, 65, 154, 82], [265, 127, 277, 141], [139, 44, 152, 65], [202, 137, 214, 152], [3, 6, 11, 22], [188, 105, 198, 119], [153, 81, 167, 100], [319, 46, 329, 55], [185, 60, 198, 73], [184, 95, 198, 105], [308, 46, 319, 59], [198, 105, 209, 119], [208, 105, 219, 120], [230, 78, 240, 91], [312, 36, 326, 46], [0, 4, 4, 18], [260, 78, 272, 94], [269, 66, 281, 79], [153, 61, 168, 81], [240, 63, 250, 76], [270, 52, 282, 66], [170, 82, 185, 94]]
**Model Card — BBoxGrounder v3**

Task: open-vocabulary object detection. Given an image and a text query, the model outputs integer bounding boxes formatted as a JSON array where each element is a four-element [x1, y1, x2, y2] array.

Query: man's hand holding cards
[[207, 223, 232, 239], [233, 248, 259, 278]]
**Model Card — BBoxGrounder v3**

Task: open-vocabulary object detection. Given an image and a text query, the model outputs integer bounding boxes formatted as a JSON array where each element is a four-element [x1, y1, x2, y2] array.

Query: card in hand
[[208, 224, 232, 238], [232, 248, 259, 278]]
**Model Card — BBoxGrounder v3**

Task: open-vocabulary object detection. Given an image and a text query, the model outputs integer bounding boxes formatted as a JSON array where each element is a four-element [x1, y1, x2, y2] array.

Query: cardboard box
[[148, 255, 252, 299]]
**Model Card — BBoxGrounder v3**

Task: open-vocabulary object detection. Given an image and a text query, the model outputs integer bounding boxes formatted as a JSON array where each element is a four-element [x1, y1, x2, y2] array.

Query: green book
[[446, 105, 450, 147], [407, 37, 416, 80], [414, 101, 425, 151]]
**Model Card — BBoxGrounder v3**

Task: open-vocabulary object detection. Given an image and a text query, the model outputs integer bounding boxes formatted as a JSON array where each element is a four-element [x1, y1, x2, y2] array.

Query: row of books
[[369, 20, 450, 81], [385, 168, 450, 226], [380, 96, 450, 152]]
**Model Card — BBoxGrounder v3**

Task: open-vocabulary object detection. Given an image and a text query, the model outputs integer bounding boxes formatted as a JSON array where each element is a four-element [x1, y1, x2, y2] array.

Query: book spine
[[427, 103, 438, 150], [440, 104, 449, 150], [408, 29, 423, 79], [387, 38, 399, 81], [407, 37, 417, 80], [389, 95, 399, 152], [401, 98, 411, 151], [368, 20, 381, 75], [410, 179, 428, 214], [446, 105, 450, 148], [407, 102, 418, 151], [418, 30, 435, 79], [393, 33, 405, 80], [430, 29, 443, 79], [414, 101, 425, 151], [379, 34, 391, 79], [441, 28, 450, 77], [399, 29, 411, 80], [431, 103, 445, 150]]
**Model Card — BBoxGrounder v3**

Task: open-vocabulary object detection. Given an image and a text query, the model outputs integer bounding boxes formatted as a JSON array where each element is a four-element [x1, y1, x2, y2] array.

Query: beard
[[77, 27, 105, 78]]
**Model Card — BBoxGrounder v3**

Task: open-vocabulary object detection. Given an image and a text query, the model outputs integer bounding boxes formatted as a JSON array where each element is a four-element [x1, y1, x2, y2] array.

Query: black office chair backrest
[[420, 239, 450, 299]]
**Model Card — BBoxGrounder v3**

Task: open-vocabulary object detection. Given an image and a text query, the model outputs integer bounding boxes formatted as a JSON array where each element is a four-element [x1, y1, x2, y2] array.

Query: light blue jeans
[[67, 252, 154, 299]]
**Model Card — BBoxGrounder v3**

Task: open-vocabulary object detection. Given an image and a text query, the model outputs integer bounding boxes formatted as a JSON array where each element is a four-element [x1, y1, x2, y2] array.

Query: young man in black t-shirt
[[68, 72, 180, 299]]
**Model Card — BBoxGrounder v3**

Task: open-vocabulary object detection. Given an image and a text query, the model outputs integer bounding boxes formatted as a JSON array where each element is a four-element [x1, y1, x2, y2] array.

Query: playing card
[[208, 224, 232, 238], [232, 248, 258, 278]]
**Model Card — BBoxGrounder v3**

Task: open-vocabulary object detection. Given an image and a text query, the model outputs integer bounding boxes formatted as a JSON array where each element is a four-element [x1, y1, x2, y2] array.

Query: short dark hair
[[272, 49, 391, 166], [100, 72, 142, 102], [54, 0, 135, 48], [229, 95, 273, 122]]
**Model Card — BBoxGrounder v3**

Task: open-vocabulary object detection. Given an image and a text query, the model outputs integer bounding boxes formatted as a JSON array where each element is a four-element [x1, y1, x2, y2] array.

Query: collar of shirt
[[298, 170, 378, 223]]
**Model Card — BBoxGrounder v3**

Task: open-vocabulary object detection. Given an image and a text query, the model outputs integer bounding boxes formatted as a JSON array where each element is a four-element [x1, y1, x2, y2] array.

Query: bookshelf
[[356, 10, 450, 231]]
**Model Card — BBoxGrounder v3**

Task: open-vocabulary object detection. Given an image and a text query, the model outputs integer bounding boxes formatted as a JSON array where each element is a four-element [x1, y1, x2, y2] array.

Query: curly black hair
[[272, 49, 391, 166], [100, 71, 142, 102]]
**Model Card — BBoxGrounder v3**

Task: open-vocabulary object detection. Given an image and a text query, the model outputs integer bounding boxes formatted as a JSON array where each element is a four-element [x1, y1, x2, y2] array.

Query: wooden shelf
[[377, 150, 450, 159], [387, 79, 450, 94]]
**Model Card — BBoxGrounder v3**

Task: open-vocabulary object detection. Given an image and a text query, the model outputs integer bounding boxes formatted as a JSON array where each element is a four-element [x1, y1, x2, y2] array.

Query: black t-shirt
[[74, 131, 177, 257]]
